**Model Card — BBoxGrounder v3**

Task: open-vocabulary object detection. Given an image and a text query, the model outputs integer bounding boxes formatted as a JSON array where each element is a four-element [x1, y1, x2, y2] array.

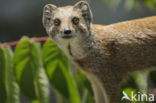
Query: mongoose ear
[[42, 4, 57, 27], [74, 1, 93, 25]]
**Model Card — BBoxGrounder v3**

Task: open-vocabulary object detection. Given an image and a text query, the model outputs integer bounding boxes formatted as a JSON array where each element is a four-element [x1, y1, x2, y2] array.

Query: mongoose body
[[42, 1, 156, 103]]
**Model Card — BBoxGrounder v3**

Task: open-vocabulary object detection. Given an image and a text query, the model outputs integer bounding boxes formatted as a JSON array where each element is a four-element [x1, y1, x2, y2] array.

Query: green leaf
[[124, 0, 135, 10], [32, 40, 50, 103], [134, 72, 148, 94], [0, 46, 20, 103], [54, 90, 69, 103], [34, 63, 50, 103], [0, 46, 7, 103], [76, 68, 94, 96], [122, 88, 137, 103], [144, 0, 156, 10], [76, 68, 94, 103], [14, 36, 50, 103], [42, 39, 80, 103], [149, 70, 156, 87]]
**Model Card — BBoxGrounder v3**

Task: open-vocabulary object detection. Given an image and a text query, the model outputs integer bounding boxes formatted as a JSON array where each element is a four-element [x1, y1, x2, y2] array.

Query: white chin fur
[[55, 32, 88, 60]]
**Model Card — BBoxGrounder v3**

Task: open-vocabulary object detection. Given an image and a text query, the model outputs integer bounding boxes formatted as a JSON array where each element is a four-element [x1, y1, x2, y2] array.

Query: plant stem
[[0, 36, 49, 47]]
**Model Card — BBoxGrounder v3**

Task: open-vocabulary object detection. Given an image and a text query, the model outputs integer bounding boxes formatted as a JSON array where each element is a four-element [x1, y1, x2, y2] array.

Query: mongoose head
[[42, 1, 93, 46]]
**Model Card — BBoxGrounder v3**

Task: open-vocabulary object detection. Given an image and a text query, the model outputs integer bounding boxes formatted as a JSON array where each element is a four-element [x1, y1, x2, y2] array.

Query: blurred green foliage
[[0, 34, 156, 103], [0, 37, 156, 103], [13, 37, 50, 103], [0, 37, 95, 103], [0, 46, 19, 103], [101, 0, 156, 11]]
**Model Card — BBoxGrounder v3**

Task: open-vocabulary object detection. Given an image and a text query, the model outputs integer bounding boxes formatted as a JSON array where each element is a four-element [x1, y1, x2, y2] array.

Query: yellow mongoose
[[42, 1, 156, 103]]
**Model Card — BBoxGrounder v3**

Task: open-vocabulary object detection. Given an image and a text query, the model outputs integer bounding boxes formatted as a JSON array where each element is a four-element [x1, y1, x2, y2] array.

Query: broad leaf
[[134, 72, 148, 93], [77, 68, 93, 95], [14, 37, 50, 103], [122, 88, 137, 103], [42, 39, 80, 103], [76, 68, 94, 103], [0, 46, 20, 103], [149, 70, 156, 87], [0, 46, 7, 103]]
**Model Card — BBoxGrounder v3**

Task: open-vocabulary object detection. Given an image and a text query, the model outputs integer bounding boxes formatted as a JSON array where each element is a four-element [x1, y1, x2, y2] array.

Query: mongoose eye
[[72, 17, 79, 25], [54, 18, 61, 26]]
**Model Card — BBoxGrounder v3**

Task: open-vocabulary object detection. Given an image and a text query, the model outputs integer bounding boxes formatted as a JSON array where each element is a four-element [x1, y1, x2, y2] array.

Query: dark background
[[0, 0, 155, 43]]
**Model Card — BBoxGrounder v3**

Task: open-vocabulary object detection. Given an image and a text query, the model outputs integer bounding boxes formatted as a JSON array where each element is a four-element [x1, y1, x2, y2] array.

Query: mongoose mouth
[[62, 36, 73, 39]]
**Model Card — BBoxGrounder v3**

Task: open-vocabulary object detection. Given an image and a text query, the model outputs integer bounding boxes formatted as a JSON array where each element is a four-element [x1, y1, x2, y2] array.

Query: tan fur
[[43, 1, 156, 103], [77, 16, 156, 103]]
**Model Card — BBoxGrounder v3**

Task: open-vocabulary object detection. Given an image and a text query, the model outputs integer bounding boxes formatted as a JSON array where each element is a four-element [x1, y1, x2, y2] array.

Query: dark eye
[[54, 18, 61, 26], [72, 17, 79, 25]]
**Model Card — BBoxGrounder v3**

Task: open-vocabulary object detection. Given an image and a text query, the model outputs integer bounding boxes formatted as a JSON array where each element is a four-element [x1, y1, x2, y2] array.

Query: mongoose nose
[[64, 29, 72, 34]]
